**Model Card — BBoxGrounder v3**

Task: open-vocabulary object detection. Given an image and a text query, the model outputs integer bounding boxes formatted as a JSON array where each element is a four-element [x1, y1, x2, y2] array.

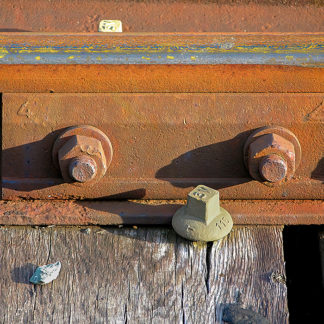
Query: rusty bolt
[[259, 154, 288, 183], [58, 135, 107, 184], [52, 125, 113, 185], [247, 132, 297, 183], [69, 156, 97, 183]]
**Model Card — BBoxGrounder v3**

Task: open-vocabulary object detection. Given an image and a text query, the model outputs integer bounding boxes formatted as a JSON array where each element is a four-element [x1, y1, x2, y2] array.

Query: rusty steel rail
[[0, 33, 323, 66], [2, 93, 323, 200], [0, 32, 323, 225], [0, 200, 323, 225], [1, 0, 323, 34], [0, 64, 323, 93]]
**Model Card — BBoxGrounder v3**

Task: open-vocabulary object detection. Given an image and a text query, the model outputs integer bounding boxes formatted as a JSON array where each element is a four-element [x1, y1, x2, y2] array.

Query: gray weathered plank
[[0, 226, 288, 323]]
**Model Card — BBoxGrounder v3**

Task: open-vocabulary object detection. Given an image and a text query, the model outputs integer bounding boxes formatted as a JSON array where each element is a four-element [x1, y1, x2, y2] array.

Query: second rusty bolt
[[69, 156, 98, 183], [244, 126, 301, 184], [52, 125, 113, 185], [259, 154, 288, 183]]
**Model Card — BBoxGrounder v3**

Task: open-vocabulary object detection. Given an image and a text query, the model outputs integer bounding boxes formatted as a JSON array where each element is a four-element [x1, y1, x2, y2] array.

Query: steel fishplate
[[0, 33, 323, 224]]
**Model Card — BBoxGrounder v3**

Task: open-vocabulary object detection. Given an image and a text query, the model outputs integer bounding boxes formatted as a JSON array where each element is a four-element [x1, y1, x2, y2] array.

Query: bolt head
[[259, 154, 288, 183], [58, 135, 107, 184], [69, 156, 97, 183], [248, 133, 295, 183], [172, 185, 233, 242], [187, 185, 220, 224]]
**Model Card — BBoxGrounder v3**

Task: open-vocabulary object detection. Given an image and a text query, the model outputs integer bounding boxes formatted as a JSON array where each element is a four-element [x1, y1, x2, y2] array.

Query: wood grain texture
[[0, 226, 288, 323]]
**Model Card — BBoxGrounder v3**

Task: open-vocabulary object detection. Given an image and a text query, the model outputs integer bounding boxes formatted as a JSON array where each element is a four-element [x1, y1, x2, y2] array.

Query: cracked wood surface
[[0, 226, 288, 323]]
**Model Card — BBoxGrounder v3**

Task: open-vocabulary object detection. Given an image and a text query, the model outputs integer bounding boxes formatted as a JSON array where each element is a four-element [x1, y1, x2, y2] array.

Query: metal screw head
[[247, 133, 296, 183], [172, 185, 233, 242], [187, 185, 220, 224], [69, 156, 97, 183], [57, 134, 107, 184], [259, 154, 288, 183], [52, 125, 113, 185], [243, 126, 301, 184]]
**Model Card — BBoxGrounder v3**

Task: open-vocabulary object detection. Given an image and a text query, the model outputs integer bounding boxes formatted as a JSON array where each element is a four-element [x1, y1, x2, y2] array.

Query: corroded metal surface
[[0, 200, 323, 225], [0, 28, 322, 225], [0, 0, 323, 33], [259, 155, 288, 183], [69, 155, 98, 183], [2, 93, 323, 200], [0, 65, 323, 93], [52, 125, 113, 184], [244, 126, 302, 183], [0, 33, 323, 66]]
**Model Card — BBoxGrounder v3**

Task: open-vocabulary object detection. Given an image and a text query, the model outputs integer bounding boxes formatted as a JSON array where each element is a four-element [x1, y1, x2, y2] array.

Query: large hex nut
[[248, 133, 295, 183], [58, 135, 107, 184]]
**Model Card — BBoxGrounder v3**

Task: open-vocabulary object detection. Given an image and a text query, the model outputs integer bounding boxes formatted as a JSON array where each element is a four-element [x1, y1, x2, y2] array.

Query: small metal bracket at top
[[98, 20, 122, 32]]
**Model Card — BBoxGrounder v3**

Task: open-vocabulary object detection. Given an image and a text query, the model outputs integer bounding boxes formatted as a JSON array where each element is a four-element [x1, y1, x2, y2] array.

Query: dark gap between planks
[[283, 225, 324, 324]]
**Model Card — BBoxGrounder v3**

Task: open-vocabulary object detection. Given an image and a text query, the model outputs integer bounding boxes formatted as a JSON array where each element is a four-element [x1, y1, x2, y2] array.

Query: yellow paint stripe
[[1, 44, 321, 56]]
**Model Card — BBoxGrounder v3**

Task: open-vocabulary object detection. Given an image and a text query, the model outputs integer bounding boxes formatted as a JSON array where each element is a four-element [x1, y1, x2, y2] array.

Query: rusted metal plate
[[0, 64, 323, 93], [1, 34, 322, 93], [0, 33, 323, 66], [2, 93, 323, 200], [0, 0, 323, 33], [0, 200, 323, 225]]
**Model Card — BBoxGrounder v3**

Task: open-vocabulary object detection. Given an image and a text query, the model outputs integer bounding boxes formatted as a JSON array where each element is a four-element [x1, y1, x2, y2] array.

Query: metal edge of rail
[[0, 200, 323, 225], [0, 32, 323, 66]]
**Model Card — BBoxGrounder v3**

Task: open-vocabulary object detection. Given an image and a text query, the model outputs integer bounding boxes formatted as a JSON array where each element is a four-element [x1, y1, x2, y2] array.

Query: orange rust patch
[[0, 64, 323, 93], [0, 200, 323, 225]]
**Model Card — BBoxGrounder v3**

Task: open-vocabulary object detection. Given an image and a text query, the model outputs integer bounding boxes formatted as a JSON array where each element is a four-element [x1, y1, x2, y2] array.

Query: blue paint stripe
[[0, 52, 323, 66], [0, 42, 323, 66]]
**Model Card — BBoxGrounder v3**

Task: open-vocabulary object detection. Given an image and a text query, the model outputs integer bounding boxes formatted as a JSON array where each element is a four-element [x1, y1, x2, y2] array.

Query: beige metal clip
[[172, 185, 233, 242], [98, 20, 122, 32]]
